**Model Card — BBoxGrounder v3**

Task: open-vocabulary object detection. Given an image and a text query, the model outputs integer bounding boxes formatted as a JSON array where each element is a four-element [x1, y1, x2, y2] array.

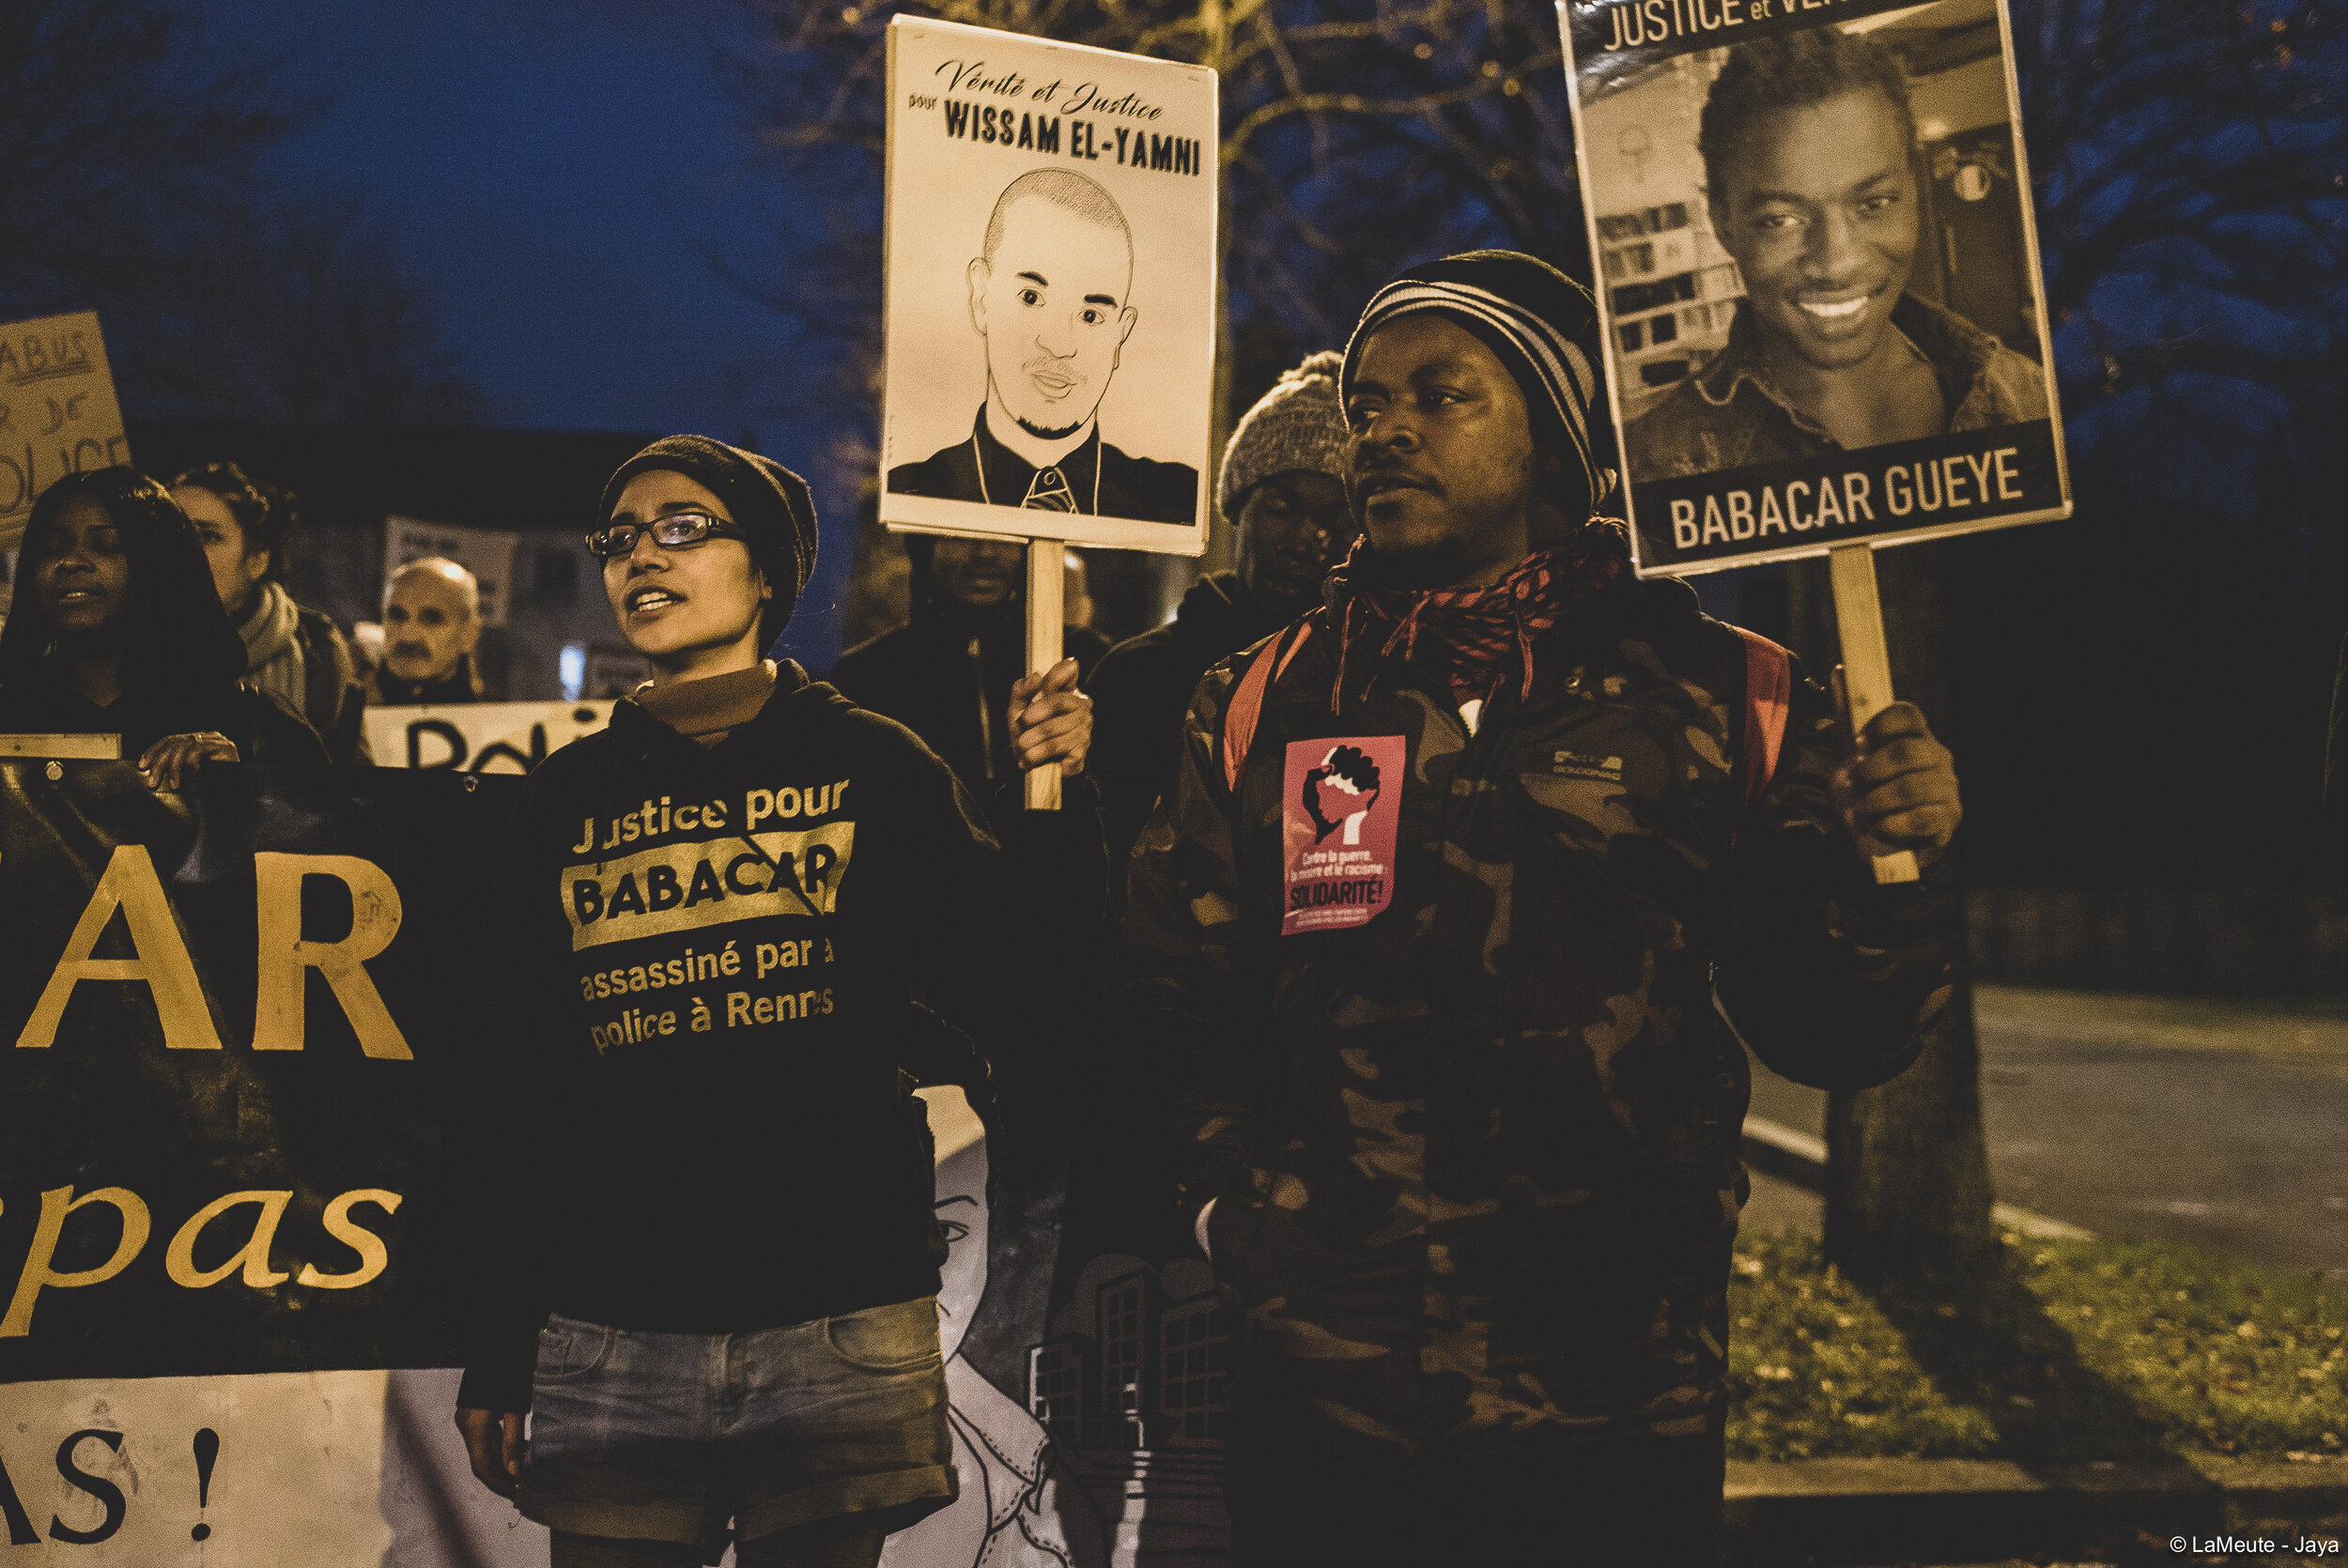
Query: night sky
[[201, 0, 861, 653], [208, 0, 820, 447]]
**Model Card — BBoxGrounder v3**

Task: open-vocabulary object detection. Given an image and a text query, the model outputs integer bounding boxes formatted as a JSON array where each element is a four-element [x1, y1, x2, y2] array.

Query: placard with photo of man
[[1557, 0, 2070, 575], [881, 19, 1215, 556]]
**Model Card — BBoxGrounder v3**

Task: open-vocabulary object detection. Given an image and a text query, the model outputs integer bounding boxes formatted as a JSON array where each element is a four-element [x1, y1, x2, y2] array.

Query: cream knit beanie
[[1216, 350, 1352, 522]]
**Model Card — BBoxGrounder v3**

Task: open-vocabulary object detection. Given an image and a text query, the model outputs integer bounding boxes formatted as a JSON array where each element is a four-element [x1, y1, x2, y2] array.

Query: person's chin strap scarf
[[235, 580, 307, 715], [1328, 520, 1630, 713]]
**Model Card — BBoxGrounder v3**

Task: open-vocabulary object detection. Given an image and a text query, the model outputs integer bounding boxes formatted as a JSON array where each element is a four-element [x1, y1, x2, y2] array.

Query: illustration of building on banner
[[1027, 1253, 1230, 1560]]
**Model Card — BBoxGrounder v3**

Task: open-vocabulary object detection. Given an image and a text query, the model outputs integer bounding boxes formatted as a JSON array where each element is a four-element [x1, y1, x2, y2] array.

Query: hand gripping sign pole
[[1829, 545, 1921, 885], [876, 17, 1218, 809]]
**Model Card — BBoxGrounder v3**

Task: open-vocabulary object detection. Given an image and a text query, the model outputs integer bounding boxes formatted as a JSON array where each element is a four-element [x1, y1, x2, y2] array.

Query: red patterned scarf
[[1327, 520, 1630, 710]]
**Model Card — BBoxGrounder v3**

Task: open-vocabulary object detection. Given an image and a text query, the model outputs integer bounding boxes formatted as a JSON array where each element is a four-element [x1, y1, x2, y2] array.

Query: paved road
[[1739, 985, 2348, 1283]]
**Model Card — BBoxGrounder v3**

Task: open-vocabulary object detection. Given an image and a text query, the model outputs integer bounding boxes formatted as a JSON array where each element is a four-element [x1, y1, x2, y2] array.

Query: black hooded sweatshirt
[[1087, 569, 1291, 904], [455, 660, 1089, 1413]]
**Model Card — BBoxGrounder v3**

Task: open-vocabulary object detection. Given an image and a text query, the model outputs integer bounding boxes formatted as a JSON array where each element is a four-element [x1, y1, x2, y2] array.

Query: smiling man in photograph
[[1628, 26, 2047, 480], [887, 168, 1197, 523]]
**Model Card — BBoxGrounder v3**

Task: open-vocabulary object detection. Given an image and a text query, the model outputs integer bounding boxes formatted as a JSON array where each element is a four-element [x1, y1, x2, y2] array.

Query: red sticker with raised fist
[[1280, 735, 1406, 935]]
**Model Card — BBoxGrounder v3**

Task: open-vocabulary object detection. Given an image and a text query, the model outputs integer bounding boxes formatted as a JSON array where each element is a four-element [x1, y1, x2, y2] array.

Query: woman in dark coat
[[0, 467, 328, 785]]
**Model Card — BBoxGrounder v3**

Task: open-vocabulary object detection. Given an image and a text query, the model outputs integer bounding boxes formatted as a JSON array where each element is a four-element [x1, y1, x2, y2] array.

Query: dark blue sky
[[204, 0, 860, 653], [211, 0, 814, 444]]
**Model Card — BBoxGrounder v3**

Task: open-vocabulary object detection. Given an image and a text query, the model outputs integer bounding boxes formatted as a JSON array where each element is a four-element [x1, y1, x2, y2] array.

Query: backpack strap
[[1732, 624, 1792, 813], [1220, 620, 1315, 794]]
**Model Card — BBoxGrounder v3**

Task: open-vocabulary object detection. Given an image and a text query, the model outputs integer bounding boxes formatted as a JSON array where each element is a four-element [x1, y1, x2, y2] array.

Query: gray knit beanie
[[1216, 350, 1352, 521]]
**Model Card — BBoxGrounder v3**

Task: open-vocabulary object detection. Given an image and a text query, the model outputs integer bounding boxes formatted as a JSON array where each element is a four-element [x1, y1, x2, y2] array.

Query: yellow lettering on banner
[[251, 853, 412, 1059], [295, 1189, 403, 1289], [1, 1186, 152, 1337], [563, 823, 856, 952], [17, 845, 220, 1051], [164, 1190, 293, 1288]]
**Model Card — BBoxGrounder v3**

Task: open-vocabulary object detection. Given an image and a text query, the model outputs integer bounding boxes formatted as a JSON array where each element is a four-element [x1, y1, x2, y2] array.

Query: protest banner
[[0, 764, 1214, 1564], [1559, 0, 2069, 880], [0, 313, 131, 551], [0, 763, 525, 1562], [880, 17, 1217, 807], [383, 515, 519, 627], [1557, 0, 2070, 576], [363, 700, 613, 773]]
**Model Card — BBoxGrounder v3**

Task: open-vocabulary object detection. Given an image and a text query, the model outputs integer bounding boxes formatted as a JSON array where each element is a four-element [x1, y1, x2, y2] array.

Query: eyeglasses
[[583, 511, 746, 560]]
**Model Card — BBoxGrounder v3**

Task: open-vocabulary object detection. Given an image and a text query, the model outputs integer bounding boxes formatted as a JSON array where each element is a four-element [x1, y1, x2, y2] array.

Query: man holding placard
[[1124, 251, 1963, 1560]]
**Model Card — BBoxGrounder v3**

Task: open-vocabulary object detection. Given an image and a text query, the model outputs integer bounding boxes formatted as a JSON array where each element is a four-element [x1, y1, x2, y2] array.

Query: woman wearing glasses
[[452, 436, 1094, 1568]]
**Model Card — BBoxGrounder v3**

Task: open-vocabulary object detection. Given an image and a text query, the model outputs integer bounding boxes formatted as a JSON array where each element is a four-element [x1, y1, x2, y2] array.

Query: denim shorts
[[516, 1298, 955, 1560]]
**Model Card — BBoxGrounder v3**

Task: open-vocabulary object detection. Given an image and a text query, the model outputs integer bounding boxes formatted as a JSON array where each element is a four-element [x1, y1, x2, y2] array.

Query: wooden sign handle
[[1827, 545, 1920, 885], [1023, 539, 1064, 812]]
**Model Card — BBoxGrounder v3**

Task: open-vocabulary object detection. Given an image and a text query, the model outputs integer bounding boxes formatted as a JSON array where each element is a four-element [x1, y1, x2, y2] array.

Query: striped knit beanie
[[1217, 350, 1351, 520], [1339, 250, 1618, 511]]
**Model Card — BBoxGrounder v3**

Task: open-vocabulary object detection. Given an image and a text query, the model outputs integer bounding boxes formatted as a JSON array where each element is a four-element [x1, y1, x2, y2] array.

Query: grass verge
[[1727, 1229, 2348, 1463]]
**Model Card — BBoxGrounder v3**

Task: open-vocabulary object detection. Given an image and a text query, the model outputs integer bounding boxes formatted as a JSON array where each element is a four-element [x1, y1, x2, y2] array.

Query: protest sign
[[878, 17, 1216, 558], [383, 515, 518, 626], [0, 763, 527, 1561], [363, 699, 612, 773], [581, 645, 651, 699], [0, 313, 131, 551], [1557, 0, 2070, 576], [0, 764, 1225, 1564]]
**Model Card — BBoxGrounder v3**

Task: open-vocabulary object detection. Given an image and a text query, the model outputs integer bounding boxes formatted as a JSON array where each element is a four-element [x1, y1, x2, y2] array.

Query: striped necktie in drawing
[[1023, 467, 1077, 512]]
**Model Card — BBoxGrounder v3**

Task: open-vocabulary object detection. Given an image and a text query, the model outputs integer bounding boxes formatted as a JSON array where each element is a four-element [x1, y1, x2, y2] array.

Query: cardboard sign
[[0, 313, 131, 551], [879, 17, 1216, 556], [383, 515, 518, 627], [1280, 736, 1405, 935], [363, 700, 612, 772], [1556, 0, 2070, 576]]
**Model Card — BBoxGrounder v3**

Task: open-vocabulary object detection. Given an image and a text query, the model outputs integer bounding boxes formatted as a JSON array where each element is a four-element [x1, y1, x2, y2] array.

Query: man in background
[[1629, 26, 2047, 479], [1088, 349, 1356, 897], [367, 557, 486, 704], [828, 535, 1111, 800]]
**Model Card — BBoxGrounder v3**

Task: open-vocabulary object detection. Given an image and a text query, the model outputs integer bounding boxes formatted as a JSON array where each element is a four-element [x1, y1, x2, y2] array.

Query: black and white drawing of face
[[966, 170, 1140, 442], [921, 1084, 990, 1362]]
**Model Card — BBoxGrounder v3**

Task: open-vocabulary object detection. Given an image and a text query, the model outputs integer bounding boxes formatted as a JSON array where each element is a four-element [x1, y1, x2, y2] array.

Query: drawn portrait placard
[[1557, 0, 2070, 576], [881, 18, 1216, 556]]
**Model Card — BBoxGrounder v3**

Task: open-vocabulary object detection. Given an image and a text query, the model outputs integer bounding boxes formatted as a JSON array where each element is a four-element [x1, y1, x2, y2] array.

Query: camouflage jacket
[[1120, 570, 1958, 1457]]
